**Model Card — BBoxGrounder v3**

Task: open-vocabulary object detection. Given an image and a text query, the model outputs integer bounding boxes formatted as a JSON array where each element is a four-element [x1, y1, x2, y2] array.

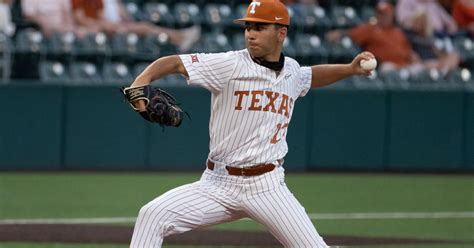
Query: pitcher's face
[[245, 22, 286, 59]]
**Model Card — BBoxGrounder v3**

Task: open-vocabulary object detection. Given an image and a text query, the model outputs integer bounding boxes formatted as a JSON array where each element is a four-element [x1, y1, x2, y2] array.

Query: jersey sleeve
[[298, 66, 312, 97], [179, 51, 237, 93]]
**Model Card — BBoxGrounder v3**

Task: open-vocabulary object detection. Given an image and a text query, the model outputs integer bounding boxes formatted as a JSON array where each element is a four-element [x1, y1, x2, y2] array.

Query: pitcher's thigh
[[130, 181, 240, 248], [244, 186, 328, 247]]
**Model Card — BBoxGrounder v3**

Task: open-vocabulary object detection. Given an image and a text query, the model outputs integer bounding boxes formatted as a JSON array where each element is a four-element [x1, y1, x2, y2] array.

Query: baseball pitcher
[[122, 0, 375, 247]]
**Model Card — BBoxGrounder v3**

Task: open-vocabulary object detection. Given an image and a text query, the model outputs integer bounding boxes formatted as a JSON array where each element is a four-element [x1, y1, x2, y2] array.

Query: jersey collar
[[251, 53, 285, 72]]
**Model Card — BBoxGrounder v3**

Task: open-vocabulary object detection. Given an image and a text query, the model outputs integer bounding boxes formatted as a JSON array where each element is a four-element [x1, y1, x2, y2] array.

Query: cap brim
[[233, 17, 276, 24]]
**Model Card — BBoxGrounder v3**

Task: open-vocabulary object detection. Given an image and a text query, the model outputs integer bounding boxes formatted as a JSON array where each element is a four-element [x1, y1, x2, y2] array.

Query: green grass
[[318, 218, 474, 241], [1, 173, 472, 218], [0, 172, 473, 246], [213, 217, 474, 241], [286, 174, 474, 213], [0, 173, 199, 218]]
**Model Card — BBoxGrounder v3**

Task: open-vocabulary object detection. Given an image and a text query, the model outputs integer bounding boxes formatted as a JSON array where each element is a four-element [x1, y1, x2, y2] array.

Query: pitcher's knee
[[131, 206, 176, 247], [137, 204, 161, 225], [136, 202, 177, 233]]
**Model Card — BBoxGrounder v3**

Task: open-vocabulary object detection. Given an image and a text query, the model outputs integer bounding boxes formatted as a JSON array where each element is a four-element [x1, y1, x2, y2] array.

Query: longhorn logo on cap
[[249, 2, 261, 14]]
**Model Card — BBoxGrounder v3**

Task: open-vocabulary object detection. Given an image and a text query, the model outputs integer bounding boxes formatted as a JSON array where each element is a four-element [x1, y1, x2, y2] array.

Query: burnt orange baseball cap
[[234, 0, 290, 26]]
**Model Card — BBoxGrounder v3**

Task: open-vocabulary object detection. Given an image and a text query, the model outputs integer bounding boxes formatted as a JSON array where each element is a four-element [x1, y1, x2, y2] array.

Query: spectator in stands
[[0, 0, 15, 36], [452, 0, 474, 36], [396, 0, 458, 36], [405, 11, 460, 74], [438, 0, 455, 10], [22, 0, 98, 37], [71, 0, 201, 52], [282, 0, 318, 5], [326, 2, 425, 75]]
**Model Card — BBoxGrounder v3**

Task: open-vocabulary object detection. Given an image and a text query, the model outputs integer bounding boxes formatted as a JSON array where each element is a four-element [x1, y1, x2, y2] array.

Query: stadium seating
[[75, 32, 110, 56], [15, 28, 47, 53], [141, 32, 173, 57], [133, 62, 149, 78], [203, 4, 234, 27], [160, 74, 186, 86], [359, 5, 376, 22], [290, 4, 332, 35], [12, 29, 46, 79], [327, 35, 361, 64], [332, 0, 378, 10], [39, 61, 70, 83], [330, 5, 361, 29], [447, 68, 473, 84], [48, 32, 76, 54], [294, 33, 329, 64], [0, 32, 11, 81], [102, 62, 134, 84], [352, 71, 384, 89], [453, 36, 474, 70], [111, 32, 140, 60], [124, 2, 147, 22], [4, 1, 473, 86], [133, 62, 183, 85], [199, 32, 233, 53], [47, 32, 77, 64], [410, 69, 441, 84], [232, 33, 245, 50], [380, 69, 412, 89], [174, 3, 202, 27], [70, 62, 102, 84], [283, 37, 296, 58], [234, 4, 247, 20], [143, 2, 174, 27]]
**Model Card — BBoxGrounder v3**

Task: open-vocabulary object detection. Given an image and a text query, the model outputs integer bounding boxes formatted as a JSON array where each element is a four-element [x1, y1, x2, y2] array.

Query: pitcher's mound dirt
[[0, 224, 469, 246]]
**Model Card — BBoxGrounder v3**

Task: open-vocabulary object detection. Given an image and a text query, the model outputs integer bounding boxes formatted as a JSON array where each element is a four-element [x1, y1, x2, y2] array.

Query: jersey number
[[271, 122, 289, 144]]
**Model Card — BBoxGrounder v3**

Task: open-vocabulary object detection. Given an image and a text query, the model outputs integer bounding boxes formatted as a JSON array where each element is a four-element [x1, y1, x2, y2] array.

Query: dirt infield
[[1, 224, 470, 247]]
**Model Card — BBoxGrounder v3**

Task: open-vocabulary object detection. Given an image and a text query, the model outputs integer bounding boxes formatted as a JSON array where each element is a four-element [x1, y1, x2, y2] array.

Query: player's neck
[[261, 50, 282, 62], [251, 53, 285, 72]]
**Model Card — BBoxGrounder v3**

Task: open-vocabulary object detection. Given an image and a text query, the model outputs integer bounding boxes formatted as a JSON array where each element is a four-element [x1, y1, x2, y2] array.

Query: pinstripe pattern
[[130, 178, 246, 247], [130, 49, 328, 247], [242, 170, 326, 247], [179, 50, 312, 167], [130, 167, 328, 247]]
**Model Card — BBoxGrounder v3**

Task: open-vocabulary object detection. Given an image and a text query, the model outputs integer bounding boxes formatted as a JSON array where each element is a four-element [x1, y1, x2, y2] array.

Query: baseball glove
[[121, 85, 185, 127]]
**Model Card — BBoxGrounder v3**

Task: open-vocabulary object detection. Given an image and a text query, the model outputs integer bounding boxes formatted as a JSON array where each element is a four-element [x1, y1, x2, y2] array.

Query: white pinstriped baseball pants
[[130, 165, 328, 247]]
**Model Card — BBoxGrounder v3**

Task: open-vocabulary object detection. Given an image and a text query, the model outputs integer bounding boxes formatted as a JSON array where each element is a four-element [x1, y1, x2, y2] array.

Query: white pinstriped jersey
[[179, 49, 312, 167]]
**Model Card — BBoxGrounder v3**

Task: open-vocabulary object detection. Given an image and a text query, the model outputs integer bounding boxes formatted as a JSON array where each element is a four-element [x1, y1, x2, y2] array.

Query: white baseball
[[360, 58, 377, 70]]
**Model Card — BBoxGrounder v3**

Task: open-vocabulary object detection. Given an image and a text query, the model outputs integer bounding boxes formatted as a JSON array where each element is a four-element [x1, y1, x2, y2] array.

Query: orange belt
[[207, 160, 276, 176]]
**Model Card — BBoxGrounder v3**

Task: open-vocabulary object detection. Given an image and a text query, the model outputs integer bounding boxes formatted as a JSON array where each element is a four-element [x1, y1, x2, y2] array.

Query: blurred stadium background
[[0, 0, 473, 247], [0, 0, 472, 171]]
